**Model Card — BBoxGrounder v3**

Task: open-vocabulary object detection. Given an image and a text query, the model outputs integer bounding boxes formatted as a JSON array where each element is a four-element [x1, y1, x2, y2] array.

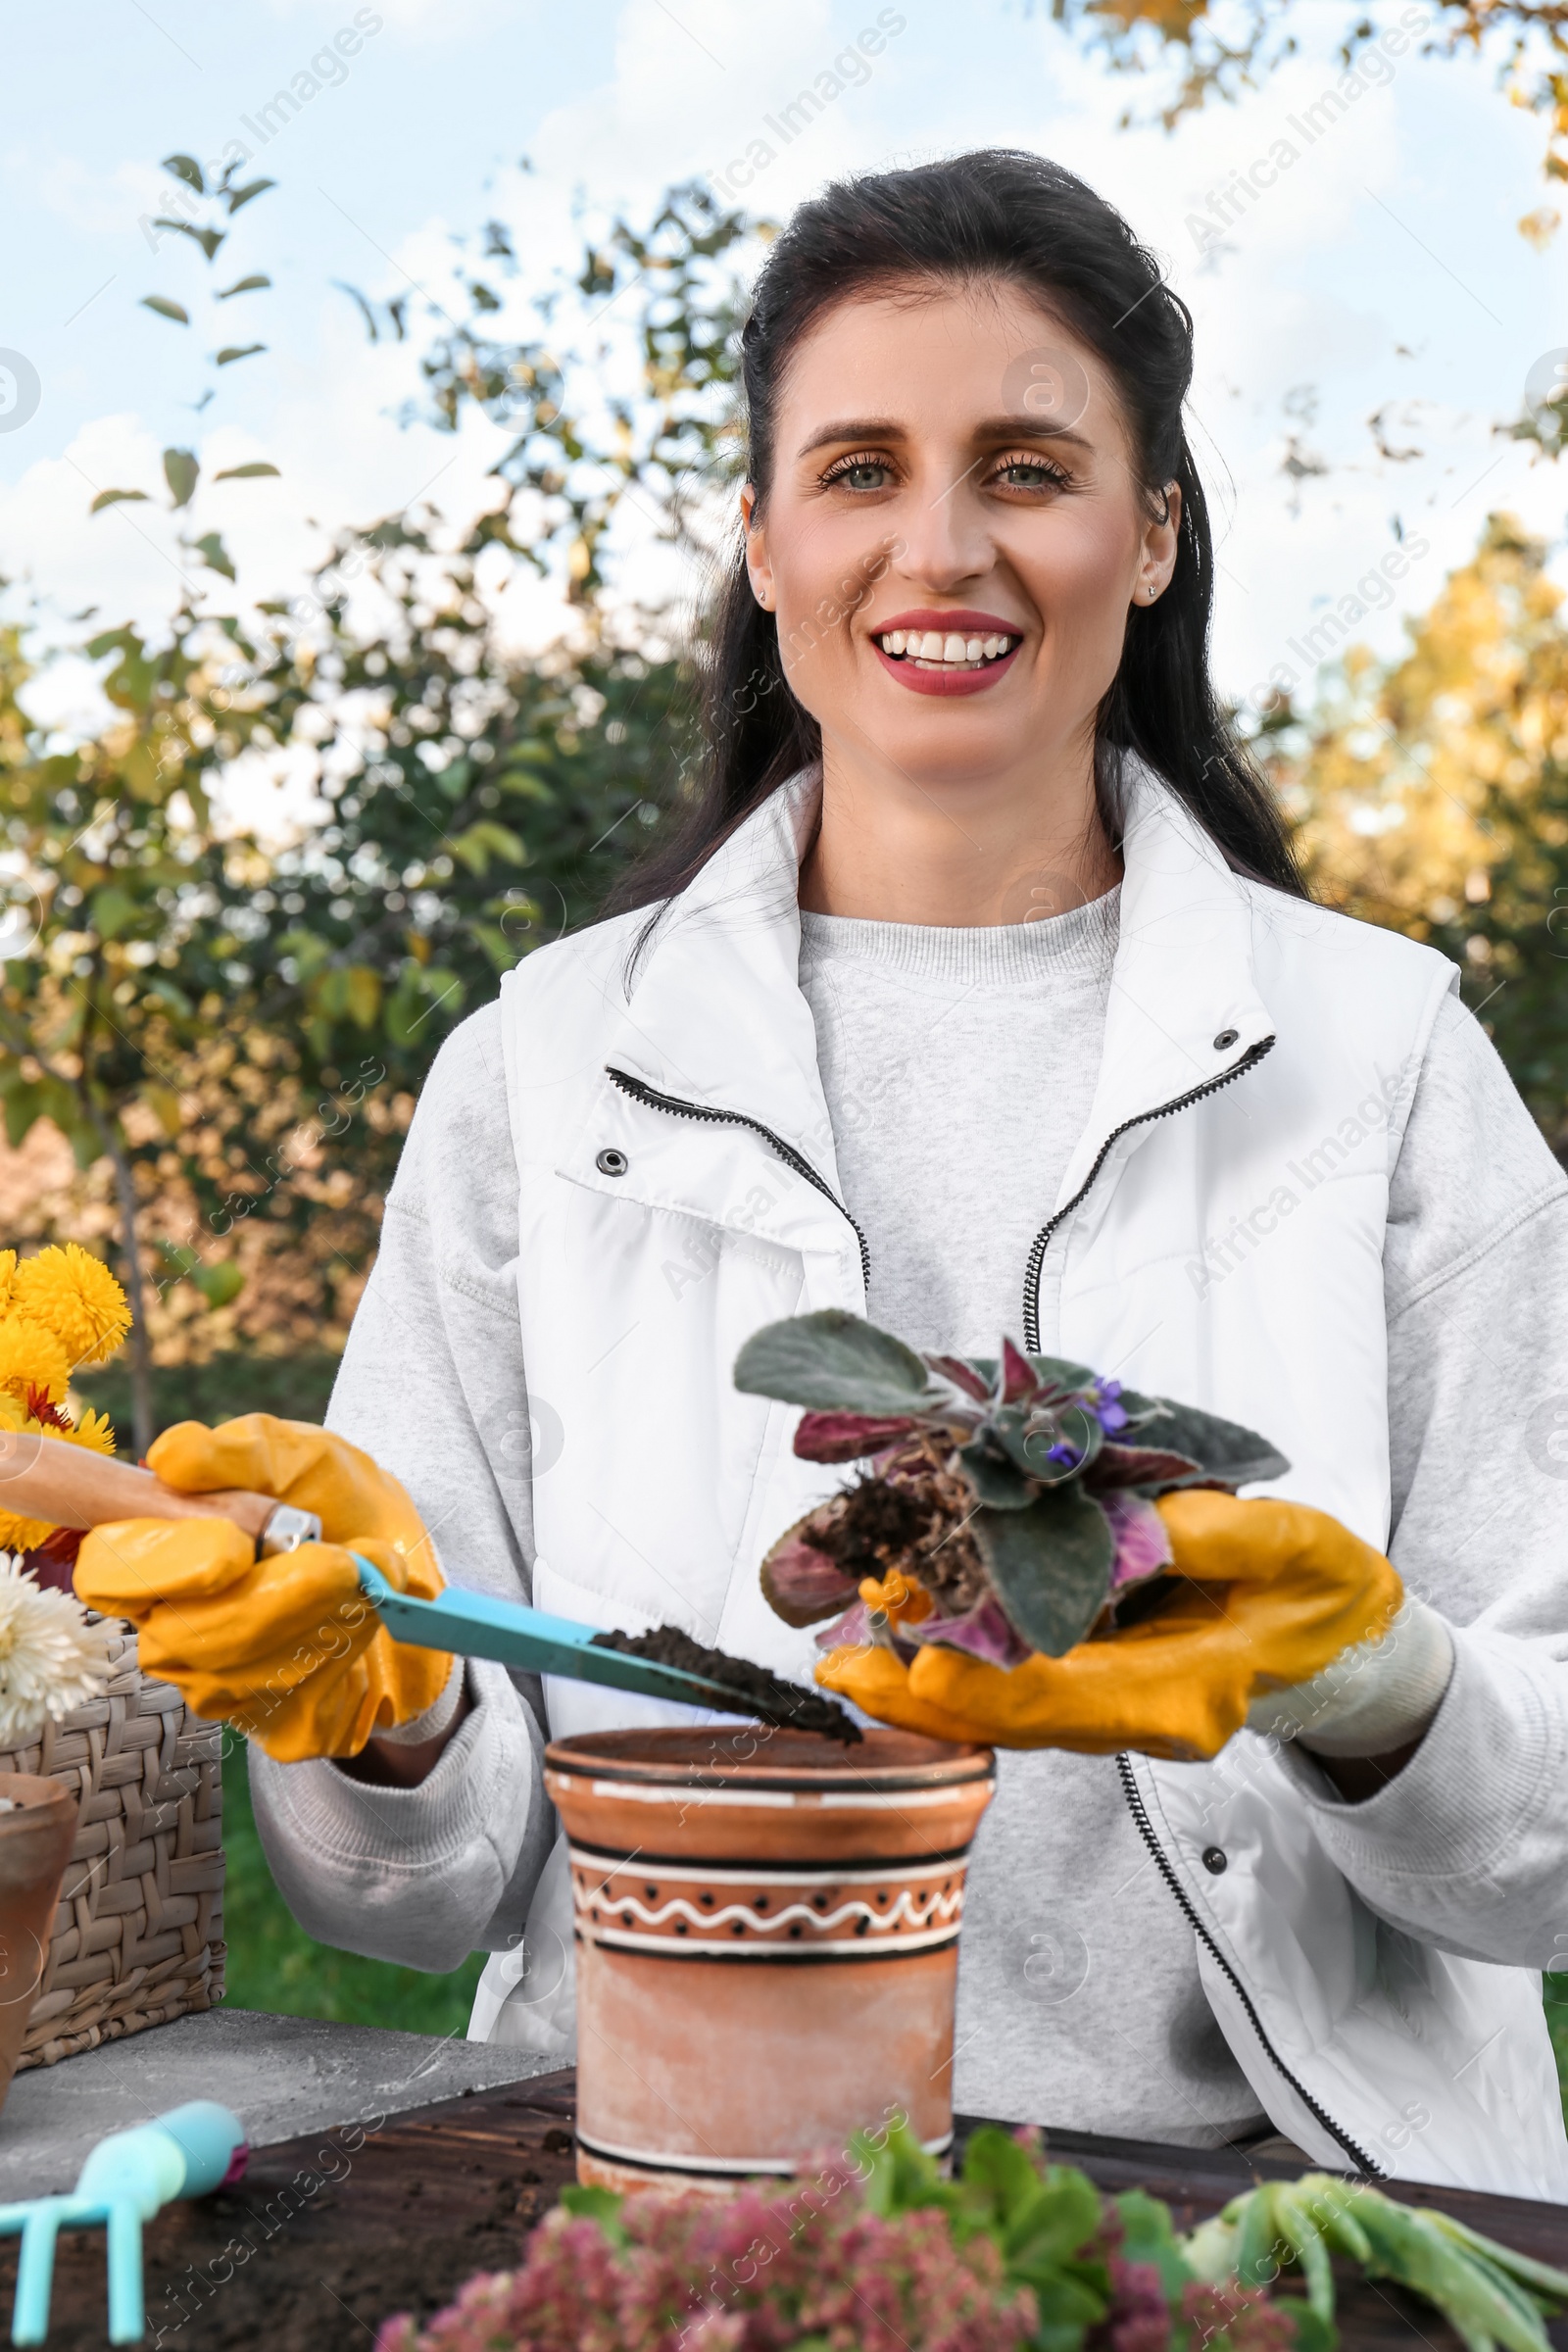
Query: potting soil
[[588, 1625, 862, 1742]]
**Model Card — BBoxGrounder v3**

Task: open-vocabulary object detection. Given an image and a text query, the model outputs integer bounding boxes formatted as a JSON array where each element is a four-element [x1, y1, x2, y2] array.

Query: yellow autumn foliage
[[1279, 514, 1568, 939]]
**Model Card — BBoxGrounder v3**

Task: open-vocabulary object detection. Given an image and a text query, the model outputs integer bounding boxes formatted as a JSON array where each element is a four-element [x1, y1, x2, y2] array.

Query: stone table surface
[[0, 2007, 559, 2198]]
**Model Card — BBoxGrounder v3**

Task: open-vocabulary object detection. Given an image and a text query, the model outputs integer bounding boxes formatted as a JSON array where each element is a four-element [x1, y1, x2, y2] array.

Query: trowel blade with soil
[[353, 1557, 802, 1719]]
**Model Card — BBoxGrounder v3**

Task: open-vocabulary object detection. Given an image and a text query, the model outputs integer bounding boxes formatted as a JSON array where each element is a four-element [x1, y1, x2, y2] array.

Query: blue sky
[[3, 0, 1567, 730]]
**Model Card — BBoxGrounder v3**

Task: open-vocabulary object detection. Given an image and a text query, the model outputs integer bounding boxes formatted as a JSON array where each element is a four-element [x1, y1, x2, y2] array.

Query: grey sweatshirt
[[249, 896, 1568, 2146]]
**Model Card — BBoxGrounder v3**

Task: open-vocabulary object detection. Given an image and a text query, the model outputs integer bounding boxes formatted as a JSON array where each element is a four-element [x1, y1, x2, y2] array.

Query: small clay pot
[[544, 1725, 995, 2192], [0, 1773, 77, 2117]]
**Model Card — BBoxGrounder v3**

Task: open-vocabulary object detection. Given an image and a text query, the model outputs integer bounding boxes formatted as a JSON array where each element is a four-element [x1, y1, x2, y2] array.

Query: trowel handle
[[0, 1440, 278, 1546]]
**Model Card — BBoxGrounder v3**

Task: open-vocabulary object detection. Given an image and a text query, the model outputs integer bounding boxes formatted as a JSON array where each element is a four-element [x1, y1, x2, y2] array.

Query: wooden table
[[4, 2070, 1566, 2350]]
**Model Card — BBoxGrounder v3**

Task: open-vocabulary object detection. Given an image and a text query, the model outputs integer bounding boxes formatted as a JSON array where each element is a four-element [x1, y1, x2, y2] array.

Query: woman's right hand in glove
[[74, 1416, 455, 1763]]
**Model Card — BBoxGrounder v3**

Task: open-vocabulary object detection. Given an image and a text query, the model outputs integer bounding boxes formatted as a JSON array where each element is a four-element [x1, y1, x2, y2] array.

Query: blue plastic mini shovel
[[352, 1556, 781, 1716], [0, 2100, 246, 2344]]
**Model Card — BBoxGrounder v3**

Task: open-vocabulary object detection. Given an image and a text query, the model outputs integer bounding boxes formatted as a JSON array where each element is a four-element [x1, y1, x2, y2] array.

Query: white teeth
[[878, 627, 1019, 665]]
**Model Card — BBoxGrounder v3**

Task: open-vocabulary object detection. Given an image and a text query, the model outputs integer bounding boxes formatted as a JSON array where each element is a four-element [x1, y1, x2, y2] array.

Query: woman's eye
[[825, 458, 893, 491], [992, 457, 1067, 490]]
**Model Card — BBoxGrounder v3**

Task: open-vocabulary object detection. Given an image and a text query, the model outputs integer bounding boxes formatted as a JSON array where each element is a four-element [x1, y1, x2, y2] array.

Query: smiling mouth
[[876, 627, 1021, 673]]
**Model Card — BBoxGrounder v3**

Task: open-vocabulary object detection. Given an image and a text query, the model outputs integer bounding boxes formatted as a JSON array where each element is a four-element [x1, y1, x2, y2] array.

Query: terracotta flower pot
[[544, 1725, 996, 2191], [0, 1773, 78, 2117]]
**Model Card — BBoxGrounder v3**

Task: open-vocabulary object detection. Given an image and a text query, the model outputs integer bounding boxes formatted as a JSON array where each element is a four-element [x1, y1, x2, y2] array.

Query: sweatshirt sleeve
[[1276, 988, 1568, 1967], [246, 999, 558, 1973]]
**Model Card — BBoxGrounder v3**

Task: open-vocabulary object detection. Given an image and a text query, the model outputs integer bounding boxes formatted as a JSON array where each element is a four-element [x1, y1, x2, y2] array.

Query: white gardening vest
[[471, 759, 1568, 2202]]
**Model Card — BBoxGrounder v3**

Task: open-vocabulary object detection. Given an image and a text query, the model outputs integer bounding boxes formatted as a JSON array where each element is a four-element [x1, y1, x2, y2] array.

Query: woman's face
[[743, 277, 1179, 808]]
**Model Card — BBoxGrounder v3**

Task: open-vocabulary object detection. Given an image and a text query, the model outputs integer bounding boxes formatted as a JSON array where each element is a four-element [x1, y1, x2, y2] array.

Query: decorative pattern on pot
[[544, 1726, 995, 2192]]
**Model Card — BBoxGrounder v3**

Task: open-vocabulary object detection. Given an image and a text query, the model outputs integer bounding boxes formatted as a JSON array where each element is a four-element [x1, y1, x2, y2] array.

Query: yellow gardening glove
[[74, 1417, 453, 1762], [815, 1489, 1403, 1760]]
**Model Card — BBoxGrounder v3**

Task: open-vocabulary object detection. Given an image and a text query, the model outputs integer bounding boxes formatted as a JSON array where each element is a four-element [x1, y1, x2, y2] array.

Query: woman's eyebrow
[[796, 417, 906, 458], [796, 416, 1096, 461]]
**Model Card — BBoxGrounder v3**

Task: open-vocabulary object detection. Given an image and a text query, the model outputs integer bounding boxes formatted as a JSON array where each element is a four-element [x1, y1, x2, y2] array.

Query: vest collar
[[606, 758, 1275, 1207]]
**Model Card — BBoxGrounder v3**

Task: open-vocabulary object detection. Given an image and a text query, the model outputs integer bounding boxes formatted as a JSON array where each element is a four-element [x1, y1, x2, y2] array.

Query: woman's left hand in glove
[[816, 1488, 1449, 1761]]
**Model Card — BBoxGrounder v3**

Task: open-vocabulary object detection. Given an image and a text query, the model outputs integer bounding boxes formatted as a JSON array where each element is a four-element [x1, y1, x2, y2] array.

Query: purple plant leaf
[[792, 1410, 917, 1463], [1001, 1338, 1038, 1404], [925, 1352, 992, 1404], [1086, 1442, 1208, 1491], [760, 1523, 861, 1627], [1102, 1490, 1175, 1592], [912, 1594, 1033, 1668]]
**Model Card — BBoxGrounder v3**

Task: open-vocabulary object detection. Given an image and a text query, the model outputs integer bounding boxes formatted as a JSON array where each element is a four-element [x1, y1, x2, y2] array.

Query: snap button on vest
[[1212, 1029, 1239, 1051], [595, 1148, 628, 1177], [1201, 1845, 1228, 1875]]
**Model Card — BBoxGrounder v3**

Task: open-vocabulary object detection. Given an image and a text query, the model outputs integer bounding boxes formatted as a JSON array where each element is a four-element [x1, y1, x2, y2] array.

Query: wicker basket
[[0, 1623, 225, 2067]]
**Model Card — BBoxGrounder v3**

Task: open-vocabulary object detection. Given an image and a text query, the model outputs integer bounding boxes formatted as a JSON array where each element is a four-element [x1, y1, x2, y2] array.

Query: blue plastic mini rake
[[0, 2100, 246, 2345]]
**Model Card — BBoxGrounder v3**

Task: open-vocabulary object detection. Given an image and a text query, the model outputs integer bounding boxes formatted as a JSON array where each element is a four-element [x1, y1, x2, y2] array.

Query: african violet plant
[[733, 1311, 1290, 1666]]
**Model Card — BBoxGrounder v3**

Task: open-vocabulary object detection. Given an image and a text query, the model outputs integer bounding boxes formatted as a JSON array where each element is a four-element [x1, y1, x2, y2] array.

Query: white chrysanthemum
[[0, 1558, 114, 1749]]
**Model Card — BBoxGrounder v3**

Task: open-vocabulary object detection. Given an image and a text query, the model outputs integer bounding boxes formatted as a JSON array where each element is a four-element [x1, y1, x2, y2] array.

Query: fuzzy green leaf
[[994, 1401, 1103, 1483], [218, 273, 271, 298], [140, 294, 189, 325], [216, 343, 266, 366], [214, 462, 280, 480], [162, 153, 205, 191], [89, 488, 150, 514], [958, 1442, 1035, 1510], [1117, 1391, 1290, 1489], [194, 531, 235, 580], [735, 1310, 936, 1418], [974, 1483, 1113, 1655]]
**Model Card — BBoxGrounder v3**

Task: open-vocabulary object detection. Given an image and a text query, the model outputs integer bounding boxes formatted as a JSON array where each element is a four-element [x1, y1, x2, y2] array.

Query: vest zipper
[[605, 1066, 871, 1293], [1027, 1033, 1375, 2170], [1020, 1036, 1277, 1351], [1116, 1755, 1383, 2179]]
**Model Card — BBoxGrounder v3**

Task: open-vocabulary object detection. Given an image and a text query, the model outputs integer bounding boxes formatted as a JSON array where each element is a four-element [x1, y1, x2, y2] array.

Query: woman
[[83, 151, 1568, 2197]]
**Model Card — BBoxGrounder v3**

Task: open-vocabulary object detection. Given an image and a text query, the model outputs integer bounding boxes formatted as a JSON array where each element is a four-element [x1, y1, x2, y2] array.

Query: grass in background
[[219, 1732, 486, 2035]]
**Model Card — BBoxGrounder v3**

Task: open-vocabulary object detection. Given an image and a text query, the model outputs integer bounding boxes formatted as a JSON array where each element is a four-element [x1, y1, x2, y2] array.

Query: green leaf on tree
[[225, 178, 276, 214], [163, 448, 198, 508], [214, 462, 280, 480], [89, 488, 150, 513], [217, 274, 271, 298], [153, 219, 226, 261], [215, 344, 266, 366], [194, 532, 235, 580], [162, 153, 205, 192], [140, 295, 190, 325]]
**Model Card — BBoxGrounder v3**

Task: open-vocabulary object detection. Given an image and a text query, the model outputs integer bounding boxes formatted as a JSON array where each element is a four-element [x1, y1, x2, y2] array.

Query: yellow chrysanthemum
[[0, 1252, 18, 1319], [64, 1405, 117, 1459], [13, 1246, 130, 1371], [0, 1317, 69, 1409]]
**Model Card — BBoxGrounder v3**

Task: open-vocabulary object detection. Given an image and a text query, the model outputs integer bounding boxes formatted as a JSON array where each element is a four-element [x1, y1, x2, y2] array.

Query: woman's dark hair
[[608, 148, 1304, 915]]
